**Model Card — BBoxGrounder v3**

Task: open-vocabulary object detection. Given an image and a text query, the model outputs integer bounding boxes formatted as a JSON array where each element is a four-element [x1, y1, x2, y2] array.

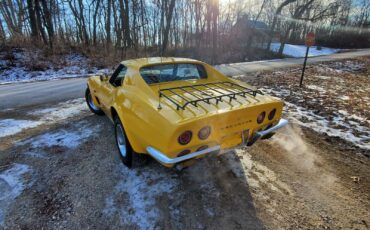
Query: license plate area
[[220, 129, 250, 149]]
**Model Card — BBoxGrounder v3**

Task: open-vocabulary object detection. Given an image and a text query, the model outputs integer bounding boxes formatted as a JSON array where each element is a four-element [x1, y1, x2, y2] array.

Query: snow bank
[[0, 164, 33, 226], [0, 50, 109, 84], [0, 119, 42, 138], [270, 43, 339, 57]]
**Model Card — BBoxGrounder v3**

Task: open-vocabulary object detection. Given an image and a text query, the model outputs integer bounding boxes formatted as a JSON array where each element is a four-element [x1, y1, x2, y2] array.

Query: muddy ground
[[0, 58, 369, 229]]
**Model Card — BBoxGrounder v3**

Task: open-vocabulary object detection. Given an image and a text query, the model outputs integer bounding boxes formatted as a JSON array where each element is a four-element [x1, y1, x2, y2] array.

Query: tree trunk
[[78, 0, 89, 46], [0, 17, 6, 42], [27, 0, 38, 40], [211, 0, 219, 64], [123, 0, 132, 48], [40, 0, 54, 48], [35, 0, 48, 45], [140, 0, 147, 53], [106, 0, 111, 47], [161, 0, 176, 53], [93, 0, 101, 46]]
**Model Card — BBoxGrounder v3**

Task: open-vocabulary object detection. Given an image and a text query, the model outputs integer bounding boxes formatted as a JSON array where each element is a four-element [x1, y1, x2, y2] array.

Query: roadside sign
[[300, 32, 315, 87], [305, 32, 315, 47]]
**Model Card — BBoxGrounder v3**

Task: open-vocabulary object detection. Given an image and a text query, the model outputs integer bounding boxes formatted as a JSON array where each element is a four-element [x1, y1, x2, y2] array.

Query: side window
[[110, 64, 127, 87]]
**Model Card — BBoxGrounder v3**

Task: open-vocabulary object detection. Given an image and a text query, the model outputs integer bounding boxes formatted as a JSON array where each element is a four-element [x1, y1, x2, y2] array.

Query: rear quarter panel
[[112, 85, 177, 154]]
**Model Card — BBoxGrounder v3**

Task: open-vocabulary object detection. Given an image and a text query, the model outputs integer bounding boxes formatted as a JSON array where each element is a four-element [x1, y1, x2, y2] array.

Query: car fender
[[111, 89, 176, 154], [87, 77, 102, 106]]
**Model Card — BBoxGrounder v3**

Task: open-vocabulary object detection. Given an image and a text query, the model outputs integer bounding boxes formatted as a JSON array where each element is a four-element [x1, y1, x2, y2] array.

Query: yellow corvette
[[85, 57, 288, 168]]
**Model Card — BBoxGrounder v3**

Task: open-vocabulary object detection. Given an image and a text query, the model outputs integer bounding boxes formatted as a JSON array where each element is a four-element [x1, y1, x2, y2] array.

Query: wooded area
[[0, 0, 369, 63]]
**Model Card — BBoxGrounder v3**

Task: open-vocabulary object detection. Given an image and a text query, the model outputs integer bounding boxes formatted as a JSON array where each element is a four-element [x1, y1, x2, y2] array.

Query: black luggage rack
[[158, 81, 263, 110]]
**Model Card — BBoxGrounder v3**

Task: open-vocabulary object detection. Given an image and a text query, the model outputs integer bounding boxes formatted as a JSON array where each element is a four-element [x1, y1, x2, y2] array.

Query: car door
[[97, 64, 127, 113]]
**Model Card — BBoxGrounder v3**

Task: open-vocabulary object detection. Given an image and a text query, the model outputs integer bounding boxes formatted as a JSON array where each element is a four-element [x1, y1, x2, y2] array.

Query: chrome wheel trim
[[116, 124, 127, 157], [87, 92, 99, 111]]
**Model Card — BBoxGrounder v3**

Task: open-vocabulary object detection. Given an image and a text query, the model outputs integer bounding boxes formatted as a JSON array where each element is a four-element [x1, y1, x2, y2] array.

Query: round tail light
[[178, 131, 192, 145], [257, 112, 266, 124], [268, 109, 276, 120], [197, 145, 209, 151], [198, 126, 211, 140], [178, 149, 191, 157]]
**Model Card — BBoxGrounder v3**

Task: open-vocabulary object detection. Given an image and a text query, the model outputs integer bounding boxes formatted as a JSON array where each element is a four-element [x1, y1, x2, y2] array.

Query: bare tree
[[161, 0, 176, 53], [105, 0, 112, 47], [92, 0, 101, 46], [27, 0, 38, 40], [266, 0, 298, 51], [40, 0, 54, 47]]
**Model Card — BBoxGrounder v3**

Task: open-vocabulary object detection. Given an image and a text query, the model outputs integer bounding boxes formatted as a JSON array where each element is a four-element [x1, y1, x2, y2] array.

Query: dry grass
[[245, 57, 370, 122]]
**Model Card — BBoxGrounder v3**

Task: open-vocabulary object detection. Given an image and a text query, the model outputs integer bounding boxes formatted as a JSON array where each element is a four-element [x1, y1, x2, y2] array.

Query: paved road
[[1, 49, 369, 109], [0, 78, 87, 109], [215, 49, 370, 76]]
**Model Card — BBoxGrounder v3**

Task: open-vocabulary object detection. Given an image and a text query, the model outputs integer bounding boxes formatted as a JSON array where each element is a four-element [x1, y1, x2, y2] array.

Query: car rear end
[[134, 58, 287, 167], [146, 82, 287, 167]]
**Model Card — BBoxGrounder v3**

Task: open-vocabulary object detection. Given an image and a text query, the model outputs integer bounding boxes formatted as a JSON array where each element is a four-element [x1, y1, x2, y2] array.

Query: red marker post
[[300, 32, 315, 87]]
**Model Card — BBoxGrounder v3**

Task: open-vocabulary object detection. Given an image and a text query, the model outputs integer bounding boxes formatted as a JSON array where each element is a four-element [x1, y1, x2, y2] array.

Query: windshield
[[140, 63, 207, 84]]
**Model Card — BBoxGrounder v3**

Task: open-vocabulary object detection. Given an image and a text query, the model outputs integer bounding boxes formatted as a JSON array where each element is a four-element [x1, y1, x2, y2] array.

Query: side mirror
[[99, 74, 110, 81]]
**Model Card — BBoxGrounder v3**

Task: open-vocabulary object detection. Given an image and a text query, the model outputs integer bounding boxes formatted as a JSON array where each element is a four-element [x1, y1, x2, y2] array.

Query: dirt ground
[[0, 58, 369, 229]]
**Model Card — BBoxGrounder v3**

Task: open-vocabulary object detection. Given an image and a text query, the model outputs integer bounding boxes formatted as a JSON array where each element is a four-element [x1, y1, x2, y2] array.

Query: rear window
[[140, 63, 207, 84]]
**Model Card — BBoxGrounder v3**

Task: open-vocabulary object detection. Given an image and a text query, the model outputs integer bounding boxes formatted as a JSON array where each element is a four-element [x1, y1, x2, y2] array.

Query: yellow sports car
[[85, 57, 288, 168]]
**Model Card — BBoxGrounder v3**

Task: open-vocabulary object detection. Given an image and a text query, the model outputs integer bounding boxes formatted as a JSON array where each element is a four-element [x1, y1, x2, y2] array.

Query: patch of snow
[[29, 98, 88, 122], [284, 102, 369, 150], [339, 95, 350, 100], [0, 98, 88, 138], [316, 61, 366, 74], [315, 75, 331, 80], [0, 164, 33, 226], [18, 121, 100, 149], [0, 49, 110, 84], [262, 86, 369, 150], [348, 114, 367, 123], [0, 67, 109, 85], [306, 85, 326, 93], [0, 119, 42, 138], [270, 43, 339, 58], [23, 151, 47, 159], [103, 166, 178, 229], [329, 61, 366, 73], [338, 110, 348, 116]]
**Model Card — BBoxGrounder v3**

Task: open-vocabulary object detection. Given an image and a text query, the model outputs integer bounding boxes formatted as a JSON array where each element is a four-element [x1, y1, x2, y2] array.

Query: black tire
[[85, 88, 104, 115], [114, 115, 133, 168]]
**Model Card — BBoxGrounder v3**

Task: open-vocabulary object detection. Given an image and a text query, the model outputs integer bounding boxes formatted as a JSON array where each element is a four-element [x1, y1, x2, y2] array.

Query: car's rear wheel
[[114, 116, 133, 168], [85, 88, 104, 115]]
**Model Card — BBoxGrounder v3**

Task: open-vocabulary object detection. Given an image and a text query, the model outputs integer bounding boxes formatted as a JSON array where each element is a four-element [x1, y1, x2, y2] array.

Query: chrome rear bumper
[[247, 118, 288, 146], [147, 118, 288, 165], [258, 119, 288, 136], [146, 145, 221, 165]]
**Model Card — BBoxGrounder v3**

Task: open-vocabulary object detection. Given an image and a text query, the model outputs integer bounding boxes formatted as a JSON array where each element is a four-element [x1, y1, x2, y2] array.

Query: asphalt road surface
[[1, 49, 369, 109]]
